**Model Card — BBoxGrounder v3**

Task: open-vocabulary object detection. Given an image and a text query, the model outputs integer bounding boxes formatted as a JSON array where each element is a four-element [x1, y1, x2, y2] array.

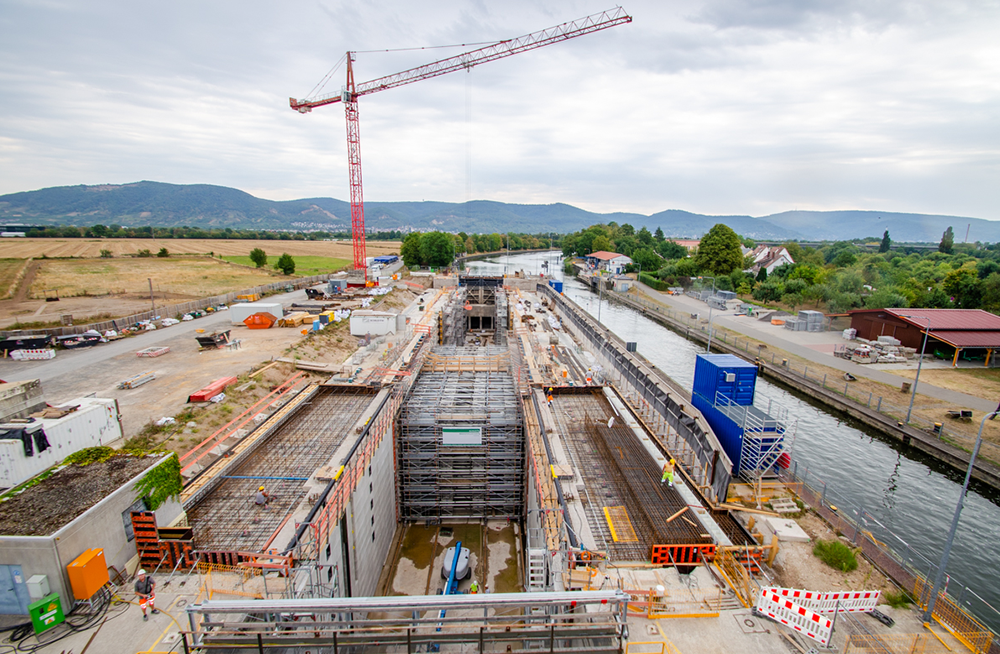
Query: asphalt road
[[0, 288, 305, 388]]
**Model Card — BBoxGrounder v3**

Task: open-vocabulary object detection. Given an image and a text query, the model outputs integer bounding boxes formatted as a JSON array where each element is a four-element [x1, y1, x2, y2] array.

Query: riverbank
[[601, 283, 1000, 491]]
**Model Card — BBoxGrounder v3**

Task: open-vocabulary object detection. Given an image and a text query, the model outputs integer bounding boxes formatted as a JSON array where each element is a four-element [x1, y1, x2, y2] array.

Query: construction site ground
[[630, 282, 1000, 462], [0, 281, 980, 654]]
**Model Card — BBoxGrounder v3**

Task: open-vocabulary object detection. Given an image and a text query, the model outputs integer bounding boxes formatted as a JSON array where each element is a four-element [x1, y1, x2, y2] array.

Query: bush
[[813, 539, 858, 572], [137, 249, 152, 258], [100, 249, 112, 258], [883, 589, 912, 608], [639, 272, 669, 291], [157, 247, 169, 258]]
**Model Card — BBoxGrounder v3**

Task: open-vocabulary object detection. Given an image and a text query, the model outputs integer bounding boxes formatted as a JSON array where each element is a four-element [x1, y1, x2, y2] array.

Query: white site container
[[0, 397, 122, 489], [350, 310, 398, 337], [229, 302, 284, 325]]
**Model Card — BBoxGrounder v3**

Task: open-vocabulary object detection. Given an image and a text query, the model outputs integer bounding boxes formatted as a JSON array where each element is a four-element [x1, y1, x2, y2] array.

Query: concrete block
[[762, 516, 811, 543]]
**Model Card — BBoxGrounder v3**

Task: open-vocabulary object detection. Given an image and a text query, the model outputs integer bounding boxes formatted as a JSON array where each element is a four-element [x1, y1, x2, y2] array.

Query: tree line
[[561, 222, 1000, 314], [16, 224, 408, 241]]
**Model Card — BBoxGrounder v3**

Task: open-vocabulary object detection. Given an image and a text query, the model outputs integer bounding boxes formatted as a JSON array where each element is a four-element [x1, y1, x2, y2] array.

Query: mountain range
[[0, 181, 996, 243]]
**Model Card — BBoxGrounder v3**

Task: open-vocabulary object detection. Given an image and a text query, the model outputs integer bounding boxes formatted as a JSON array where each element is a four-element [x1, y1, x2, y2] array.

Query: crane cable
[[305, 52, 348, 100]]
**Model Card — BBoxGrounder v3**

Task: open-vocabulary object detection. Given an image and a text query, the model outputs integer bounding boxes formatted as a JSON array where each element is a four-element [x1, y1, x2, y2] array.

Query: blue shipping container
[[548, 280, 564, 293], [692, 393, 744, 472], [693, 354, 757, 406]]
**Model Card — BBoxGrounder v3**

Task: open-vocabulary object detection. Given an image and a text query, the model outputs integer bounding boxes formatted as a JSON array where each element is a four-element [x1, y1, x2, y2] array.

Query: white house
[[584, 251, 633, 275], [744, 245, 795, 276]]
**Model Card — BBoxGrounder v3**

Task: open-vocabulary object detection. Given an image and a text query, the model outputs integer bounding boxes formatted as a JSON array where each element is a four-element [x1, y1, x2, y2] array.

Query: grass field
[[0, 238, 400, 260], [0, 259, 26, 298], [222, 255, 351, 276], [28, 257, 291, 299]]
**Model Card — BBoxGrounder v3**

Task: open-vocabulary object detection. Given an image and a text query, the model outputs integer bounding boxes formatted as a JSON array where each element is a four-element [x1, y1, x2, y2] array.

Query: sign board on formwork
[[761, 587, 881, 614], [755, 588, 833, 647], [441, 426, 482, 446]]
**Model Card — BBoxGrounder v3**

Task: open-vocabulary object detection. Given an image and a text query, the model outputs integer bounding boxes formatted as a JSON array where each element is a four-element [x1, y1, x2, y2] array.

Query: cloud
[[1, 0, 999, 222]]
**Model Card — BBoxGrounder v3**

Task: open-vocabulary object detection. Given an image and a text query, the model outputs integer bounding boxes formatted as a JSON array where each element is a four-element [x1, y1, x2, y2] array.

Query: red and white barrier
[[762, 587, 881, 614], [755, 588, 833, 647], [8, 348, 56, 361]]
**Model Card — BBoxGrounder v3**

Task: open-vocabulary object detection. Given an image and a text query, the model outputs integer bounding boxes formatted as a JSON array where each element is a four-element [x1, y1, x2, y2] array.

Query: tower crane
[[290, 7, 631, 280]]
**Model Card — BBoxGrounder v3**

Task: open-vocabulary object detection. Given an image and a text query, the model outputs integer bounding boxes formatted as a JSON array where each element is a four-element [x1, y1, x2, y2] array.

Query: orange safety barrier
[[650, 543, 717, 566], [180, 372, 304, 472]]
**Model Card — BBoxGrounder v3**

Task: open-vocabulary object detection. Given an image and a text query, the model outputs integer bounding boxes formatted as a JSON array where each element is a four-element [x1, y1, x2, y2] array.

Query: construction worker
[[661, 459, 675, 487], [255, 486, 270, 508], [134, 569, 158, 621], [470, 580, 479, 594], [547, 388, 554, 406]]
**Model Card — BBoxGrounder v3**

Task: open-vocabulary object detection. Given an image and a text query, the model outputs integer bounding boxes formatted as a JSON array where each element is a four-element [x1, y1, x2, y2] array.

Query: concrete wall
[[0, 379, 46, 422], [346, 427, 397, 597], [0, 456, 182, 613], [0, 397, 122, 489]]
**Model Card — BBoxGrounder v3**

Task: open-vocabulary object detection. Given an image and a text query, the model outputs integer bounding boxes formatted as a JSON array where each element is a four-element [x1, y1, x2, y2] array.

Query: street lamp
[[900, 315, 932, 425], [698, 276, 716, 353], [923, 409, 997, 622]]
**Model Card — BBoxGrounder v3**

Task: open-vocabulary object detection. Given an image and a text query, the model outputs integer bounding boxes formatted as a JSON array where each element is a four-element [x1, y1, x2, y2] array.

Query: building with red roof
[[848, 308, 1000, 366]]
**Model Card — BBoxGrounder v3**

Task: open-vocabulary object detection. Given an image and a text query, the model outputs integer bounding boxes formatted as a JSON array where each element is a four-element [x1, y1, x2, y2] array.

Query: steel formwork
[[397, 346, 525, 519], [187, 385, 378, 556]]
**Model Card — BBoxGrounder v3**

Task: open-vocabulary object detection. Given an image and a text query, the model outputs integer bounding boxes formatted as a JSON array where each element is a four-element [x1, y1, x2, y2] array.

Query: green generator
[[28, 593, 64, 635]]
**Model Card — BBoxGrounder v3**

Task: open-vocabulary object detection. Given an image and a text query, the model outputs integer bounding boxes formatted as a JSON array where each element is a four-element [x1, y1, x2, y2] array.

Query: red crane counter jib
[[290, 7, 631, 275]]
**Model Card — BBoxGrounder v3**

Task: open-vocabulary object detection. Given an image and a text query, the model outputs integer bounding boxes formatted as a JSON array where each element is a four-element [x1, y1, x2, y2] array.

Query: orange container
[[244, 312, 276, 329], [67, 548, 109, 600]]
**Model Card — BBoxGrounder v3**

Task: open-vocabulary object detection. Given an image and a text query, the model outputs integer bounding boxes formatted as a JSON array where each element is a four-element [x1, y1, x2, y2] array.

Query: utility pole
[[148, 278, 155, 314]]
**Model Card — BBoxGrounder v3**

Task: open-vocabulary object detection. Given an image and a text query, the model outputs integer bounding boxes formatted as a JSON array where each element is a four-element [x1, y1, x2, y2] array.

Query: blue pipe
[[222, 476, 309, 481]]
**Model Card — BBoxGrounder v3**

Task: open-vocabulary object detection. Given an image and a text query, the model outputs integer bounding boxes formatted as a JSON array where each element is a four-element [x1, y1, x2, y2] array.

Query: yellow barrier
[[845, 633, 949, 653], [914, 578, 993, 654]]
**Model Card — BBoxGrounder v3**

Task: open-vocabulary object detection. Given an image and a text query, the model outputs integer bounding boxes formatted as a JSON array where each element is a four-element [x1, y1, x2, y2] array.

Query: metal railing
[[608, 290, 1000, 468], [778, 464, 999, 652]]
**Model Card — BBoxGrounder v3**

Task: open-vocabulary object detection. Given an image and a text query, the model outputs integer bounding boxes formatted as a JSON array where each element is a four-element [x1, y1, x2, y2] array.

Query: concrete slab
[[763, 516, 812, 542]]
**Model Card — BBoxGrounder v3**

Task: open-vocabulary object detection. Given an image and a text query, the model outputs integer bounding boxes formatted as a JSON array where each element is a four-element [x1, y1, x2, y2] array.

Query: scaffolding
[[397, 346, 525, 520], [186, 385, 378, 558]]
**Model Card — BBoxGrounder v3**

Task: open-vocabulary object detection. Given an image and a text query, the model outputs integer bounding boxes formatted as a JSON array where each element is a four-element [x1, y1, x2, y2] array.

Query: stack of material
[[783, 317, 807, 331], [277, 311, 311, 327], [877, 335, 901, 346], [842, 328, 857, 340], [799, 310, 825, 332]]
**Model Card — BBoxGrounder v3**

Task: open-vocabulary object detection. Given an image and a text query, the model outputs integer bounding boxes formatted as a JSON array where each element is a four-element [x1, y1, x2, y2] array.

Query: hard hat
[[669, 459, 675, 464], [137, 569, 146, 576], [259, 486, 265, 491]]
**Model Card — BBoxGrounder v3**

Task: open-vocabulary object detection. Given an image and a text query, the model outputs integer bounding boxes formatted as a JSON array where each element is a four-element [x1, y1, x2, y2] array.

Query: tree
[[694, 224, 744, 275], [630, 247, 662, 273], [99, 249, 112, 258], [943, 267, 980, 308], [592, 235, 614, 253], [658, 240, 688, 260], [157, 247, 169, 258], [879, 229, 891, 253], [249, 248, 267, 268], [400, 233, 422, 267], [419, 231, 456, 267], [275, 253, 295, 275], [939, 226, 954, 254], [654, 227, 665, 242], [756, 267, 767, 283], [637, 227, 653, 245]]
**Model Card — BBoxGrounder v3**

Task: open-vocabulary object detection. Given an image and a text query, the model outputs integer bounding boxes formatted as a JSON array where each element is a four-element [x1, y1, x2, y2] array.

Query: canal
[[467, 250, 1000, 632]]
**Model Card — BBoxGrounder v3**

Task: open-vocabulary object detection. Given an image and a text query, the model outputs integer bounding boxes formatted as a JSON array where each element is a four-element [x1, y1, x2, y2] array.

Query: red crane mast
[[290, 7, 632, 278]]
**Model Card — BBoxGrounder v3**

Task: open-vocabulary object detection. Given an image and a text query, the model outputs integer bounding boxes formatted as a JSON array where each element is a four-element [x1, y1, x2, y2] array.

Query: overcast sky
[[1, 0, 998, 219]]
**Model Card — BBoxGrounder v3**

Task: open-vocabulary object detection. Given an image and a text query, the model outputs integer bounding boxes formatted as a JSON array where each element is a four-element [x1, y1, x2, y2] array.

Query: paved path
[[633, 283, 997, 413]]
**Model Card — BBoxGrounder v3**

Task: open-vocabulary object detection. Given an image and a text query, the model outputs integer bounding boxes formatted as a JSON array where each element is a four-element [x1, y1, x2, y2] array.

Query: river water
[[466, 251, 1000, 630]]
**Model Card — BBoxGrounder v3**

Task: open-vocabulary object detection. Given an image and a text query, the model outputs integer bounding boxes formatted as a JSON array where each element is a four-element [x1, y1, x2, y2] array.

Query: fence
[[778, 464, 999, 653], [610, 291, 1000, 469], [1, 272, 343, 338]]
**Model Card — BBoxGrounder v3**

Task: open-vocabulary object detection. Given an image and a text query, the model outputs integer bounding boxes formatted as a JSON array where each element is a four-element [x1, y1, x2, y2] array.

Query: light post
[[923, 409, 998, 622], [900, 315, 932, 425], [698, 276, 716, 353]]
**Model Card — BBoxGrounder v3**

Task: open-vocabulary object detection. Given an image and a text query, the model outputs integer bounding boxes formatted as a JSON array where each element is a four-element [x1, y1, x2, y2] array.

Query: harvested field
[[0, 455, 161, 536], [222, 255, 351, 276], [28, 257, 290, 299], [0, 258, 26, 297], [0, 238, 400, 260]]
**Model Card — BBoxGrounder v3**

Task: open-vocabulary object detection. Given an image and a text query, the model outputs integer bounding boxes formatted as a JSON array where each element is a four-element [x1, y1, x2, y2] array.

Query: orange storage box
[[67, 548, 109, 600]]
